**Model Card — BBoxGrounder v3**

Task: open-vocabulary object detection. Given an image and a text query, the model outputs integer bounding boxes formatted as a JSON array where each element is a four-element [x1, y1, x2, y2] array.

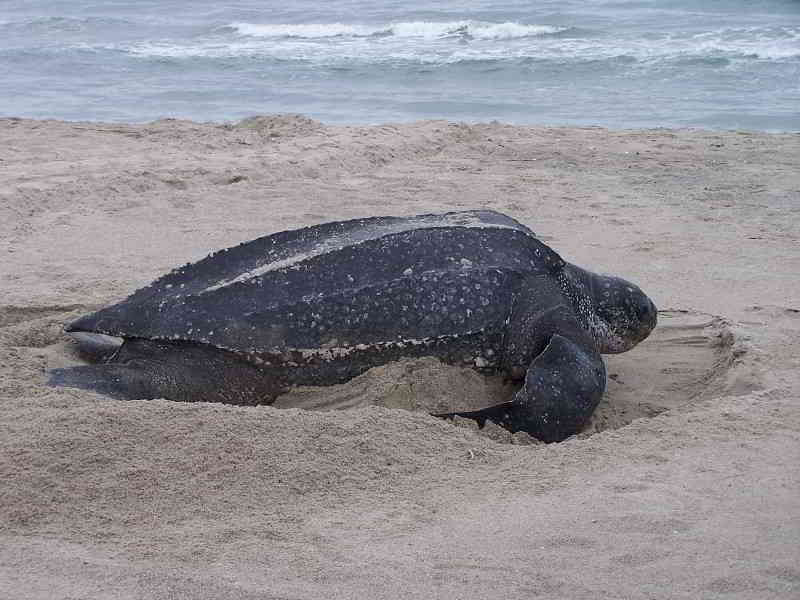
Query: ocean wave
[[688, 27, 800, 60], [227, 21, 566, 40], [123, 24, 799, 65], [226, 22, 382, 39]]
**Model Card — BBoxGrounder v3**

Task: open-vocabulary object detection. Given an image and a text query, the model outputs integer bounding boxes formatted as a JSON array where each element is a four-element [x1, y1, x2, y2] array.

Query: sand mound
[[230, 114, 325, 138]]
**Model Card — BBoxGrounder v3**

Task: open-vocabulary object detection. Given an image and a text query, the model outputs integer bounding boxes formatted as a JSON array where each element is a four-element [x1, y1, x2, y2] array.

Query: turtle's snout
[[611, 291, 656, 352], [637, 296, 658, 340]]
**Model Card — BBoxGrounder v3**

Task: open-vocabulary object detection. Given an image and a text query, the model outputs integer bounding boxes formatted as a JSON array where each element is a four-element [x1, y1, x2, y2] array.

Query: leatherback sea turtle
[[50, 210, 656, 442]]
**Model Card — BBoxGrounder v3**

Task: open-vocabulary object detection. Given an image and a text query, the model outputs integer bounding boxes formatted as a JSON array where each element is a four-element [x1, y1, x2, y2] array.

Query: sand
[[1, 116, 798, 599]]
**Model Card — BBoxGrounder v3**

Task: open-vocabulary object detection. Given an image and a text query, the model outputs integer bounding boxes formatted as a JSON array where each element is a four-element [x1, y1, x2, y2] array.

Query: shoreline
[[4, 113, 799, 135]]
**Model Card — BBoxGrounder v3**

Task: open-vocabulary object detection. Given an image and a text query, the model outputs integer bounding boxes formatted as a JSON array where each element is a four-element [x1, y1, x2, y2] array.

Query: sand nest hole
[[275, 310, 742, 443]]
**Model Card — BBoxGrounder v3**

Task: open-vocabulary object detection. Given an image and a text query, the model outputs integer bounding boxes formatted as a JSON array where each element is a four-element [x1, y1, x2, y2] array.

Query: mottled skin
[[50, 210, 656, 442]]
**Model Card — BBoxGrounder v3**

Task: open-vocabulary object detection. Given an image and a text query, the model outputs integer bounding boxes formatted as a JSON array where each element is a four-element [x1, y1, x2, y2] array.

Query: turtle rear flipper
[[48, 338, 284, 405], [68, 332, 123, 363]]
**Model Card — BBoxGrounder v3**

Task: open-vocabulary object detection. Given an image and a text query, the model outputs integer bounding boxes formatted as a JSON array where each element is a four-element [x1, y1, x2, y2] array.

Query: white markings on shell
[[202, 252, 314, 293], [253, 328, 490, 366], [199, 213, 526, 294]]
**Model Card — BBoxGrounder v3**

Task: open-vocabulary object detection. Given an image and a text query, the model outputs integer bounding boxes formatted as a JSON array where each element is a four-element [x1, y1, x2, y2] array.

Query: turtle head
[[560, 264, 657, 354]]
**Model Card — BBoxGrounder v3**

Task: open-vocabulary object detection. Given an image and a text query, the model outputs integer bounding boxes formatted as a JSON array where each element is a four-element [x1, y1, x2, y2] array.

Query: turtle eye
[[641, 297, 655, 318]]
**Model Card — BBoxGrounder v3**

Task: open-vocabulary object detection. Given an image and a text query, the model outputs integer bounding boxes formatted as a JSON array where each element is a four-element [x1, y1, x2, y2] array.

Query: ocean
[[1, 0, 798, 130]]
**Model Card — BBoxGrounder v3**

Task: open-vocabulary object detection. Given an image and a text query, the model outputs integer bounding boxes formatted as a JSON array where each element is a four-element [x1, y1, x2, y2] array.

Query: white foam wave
[[232, 22, 382, 39], [468, 22, 563, 40], [688, 27, 800, 60], [125, 24, 799, 64], [229, 20, 564, 40]]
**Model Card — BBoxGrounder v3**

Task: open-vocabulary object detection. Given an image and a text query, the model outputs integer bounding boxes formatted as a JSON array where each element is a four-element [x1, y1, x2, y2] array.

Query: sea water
[[1, 0, 798, 130]]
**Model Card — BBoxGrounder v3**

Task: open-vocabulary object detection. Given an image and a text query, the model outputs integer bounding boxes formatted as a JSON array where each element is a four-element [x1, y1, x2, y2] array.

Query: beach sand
[[1, 116, 798, 599]]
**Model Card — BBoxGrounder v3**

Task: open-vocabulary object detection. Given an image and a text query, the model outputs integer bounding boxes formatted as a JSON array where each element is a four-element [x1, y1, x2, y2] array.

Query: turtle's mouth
[[606, 312, 657, 354], [596, 320, 655, 354], [593, 294, 658, 354], [601, 334, 637, 354]]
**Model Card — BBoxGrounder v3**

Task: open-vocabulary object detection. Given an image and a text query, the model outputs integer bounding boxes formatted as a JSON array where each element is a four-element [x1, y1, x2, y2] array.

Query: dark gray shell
[[68, 210, 565, 354]]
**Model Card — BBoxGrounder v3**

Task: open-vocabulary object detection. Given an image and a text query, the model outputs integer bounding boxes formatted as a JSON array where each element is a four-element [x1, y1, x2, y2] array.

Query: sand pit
[[274, 309, 744, 443], [1, 117, 798, 599], [16, 306, 749, 448]]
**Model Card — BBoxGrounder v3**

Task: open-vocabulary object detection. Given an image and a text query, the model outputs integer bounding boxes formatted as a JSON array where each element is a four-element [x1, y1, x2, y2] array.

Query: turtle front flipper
[[507, 334, 606, 442], [435, 272, 606, 443], [48, 338, 285, 405], [435, 334, 605, 443]]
